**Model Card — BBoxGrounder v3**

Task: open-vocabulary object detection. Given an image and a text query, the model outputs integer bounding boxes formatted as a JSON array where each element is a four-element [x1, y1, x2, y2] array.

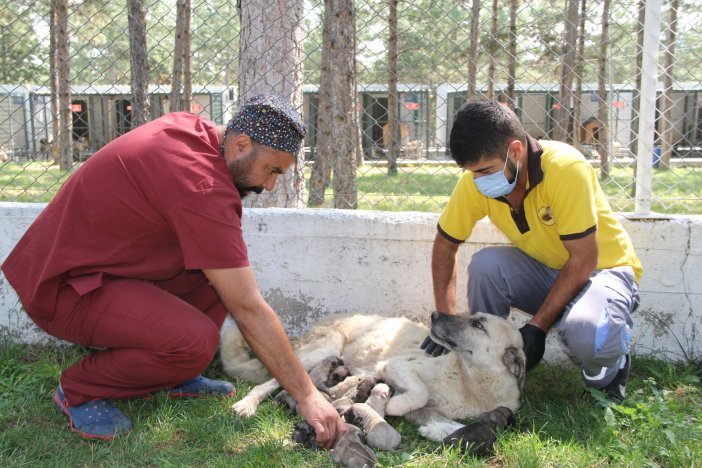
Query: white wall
[[1, 202, 700, 364]]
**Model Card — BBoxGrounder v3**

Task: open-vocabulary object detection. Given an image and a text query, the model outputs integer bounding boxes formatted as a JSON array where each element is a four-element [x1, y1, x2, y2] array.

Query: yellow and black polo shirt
[[438, 136, 643, 282]]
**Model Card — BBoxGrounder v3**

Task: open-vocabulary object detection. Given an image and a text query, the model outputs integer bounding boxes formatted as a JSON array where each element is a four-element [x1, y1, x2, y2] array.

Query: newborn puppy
[[329, 375, 379, 402], [442, 406, 515, 456], [291, 420, 319, 450], [331, 423, 378, 468], [309, 356, 345, 395], [291, 421, 377, 467], [364, 383, 393, 418], [274, 356, 343, 413], [342, 403, 401, 451], [328, 365, 352, 387], [273, 389, 299, 414]]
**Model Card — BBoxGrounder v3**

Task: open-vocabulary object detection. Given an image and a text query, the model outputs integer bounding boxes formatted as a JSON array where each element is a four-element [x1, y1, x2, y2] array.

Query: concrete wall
[[1, 202, 700, 364]]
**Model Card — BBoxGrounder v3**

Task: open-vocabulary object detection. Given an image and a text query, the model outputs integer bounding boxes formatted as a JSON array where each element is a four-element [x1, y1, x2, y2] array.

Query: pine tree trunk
[[554, 0, 579, 142], [572, 0, 586, 149], [127, 0, 150, 127], [170, 0, 187, 111], [467, 0, 481, 98], [308, 1, 334, 206], [53, 0, 72, 170], [506, 0, 518, 106], [352, 11, 363, 168], [183, 0, 192, 112], [487, 0, 498, 99], [329, 0, 357, 209], [238, 0, 306, 208], [49, 2, 59, 164], [660, 0, 679, 169], [598, 0, 611, 178], [386, 0, 399, 175]]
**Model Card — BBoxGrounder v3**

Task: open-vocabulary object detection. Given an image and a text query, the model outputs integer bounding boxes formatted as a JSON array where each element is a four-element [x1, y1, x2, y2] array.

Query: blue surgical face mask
[[473, 148, 520, 198]]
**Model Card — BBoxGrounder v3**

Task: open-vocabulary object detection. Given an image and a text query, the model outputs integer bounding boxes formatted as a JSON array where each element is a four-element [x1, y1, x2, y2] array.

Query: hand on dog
[[296, 391, 347, 449], [420, 335, 449, 357], [519, 323, 546, 370], [293, 421, 377, 467]]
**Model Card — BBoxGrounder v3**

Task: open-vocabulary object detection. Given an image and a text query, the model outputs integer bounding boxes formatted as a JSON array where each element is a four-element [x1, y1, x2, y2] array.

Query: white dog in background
[[221, 311, 525, 442]]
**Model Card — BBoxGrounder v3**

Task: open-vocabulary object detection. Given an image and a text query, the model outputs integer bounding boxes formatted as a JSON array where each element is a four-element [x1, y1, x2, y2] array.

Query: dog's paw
[[441, 420, 497, 456], [419, 420, 464, 442], [384, 394, 413, 416], [232, 398, 258, 418]]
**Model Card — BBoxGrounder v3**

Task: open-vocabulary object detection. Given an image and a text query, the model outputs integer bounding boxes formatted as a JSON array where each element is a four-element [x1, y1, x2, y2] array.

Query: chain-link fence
[[1, 0, 701, 213]]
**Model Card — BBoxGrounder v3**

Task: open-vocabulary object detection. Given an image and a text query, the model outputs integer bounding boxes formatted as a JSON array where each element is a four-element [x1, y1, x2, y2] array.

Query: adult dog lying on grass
[[221, 311, 526, 447]]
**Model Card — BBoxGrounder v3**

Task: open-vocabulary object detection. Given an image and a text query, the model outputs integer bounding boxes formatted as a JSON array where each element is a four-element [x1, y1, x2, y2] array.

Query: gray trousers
[[467, 246, 639, 386]]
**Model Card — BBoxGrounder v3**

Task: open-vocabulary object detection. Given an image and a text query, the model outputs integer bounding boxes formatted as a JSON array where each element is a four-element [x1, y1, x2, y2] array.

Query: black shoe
[[602, 355, 630, 402]]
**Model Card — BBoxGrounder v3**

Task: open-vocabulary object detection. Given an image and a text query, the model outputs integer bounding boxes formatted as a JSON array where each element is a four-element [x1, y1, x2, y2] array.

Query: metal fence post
[[635, 0, 663, 215]]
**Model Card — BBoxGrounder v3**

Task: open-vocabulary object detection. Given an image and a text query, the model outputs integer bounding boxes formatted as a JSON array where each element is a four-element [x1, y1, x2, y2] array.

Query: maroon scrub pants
[[33, 272, 228, 406]]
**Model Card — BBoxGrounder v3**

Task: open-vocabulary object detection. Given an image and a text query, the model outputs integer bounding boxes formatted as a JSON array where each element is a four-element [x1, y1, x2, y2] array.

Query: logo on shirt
[[538, 206, 555, 225]]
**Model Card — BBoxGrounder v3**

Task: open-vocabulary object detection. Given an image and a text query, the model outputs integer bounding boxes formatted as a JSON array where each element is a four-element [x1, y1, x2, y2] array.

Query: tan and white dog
[[221, 311, 525, 441]]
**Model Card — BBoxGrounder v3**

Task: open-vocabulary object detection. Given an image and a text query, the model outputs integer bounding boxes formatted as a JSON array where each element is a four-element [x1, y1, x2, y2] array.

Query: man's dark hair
[[449, 98, 527, 167]]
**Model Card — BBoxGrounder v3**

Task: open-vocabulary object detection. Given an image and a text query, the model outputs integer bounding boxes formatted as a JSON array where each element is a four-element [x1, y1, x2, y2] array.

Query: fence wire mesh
[[0, 0, 701, 213]]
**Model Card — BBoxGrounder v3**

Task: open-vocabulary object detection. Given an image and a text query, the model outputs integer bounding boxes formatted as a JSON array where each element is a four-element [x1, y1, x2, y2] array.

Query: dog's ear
[[502, 346, 526, 390]]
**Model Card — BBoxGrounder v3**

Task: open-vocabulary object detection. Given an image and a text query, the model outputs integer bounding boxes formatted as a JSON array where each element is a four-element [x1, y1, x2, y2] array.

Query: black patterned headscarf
[[221, 93, 307, 156]]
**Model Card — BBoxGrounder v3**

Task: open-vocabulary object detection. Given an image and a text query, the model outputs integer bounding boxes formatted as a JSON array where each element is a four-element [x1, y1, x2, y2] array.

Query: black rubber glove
[[420, 335, 449, 357], [519, 324, 546, 370]]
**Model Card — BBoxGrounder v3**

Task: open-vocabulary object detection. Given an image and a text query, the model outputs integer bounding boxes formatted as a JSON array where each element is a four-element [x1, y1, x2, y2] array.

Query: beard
[[228, 149, 264, 198]]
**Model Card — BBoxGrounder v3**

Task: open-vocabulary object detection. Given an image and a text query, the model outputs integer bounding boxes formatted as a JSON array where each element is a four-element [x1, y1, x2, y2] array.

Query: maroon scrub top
[[2, 112, 250, 320]]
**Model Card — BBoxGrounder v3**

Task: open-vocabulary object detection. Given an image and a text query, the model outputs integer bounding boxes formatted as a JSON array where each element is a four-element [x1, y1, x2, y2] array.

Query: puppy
[[329, 375, 379, 402], [309, 356, 345, 395], [292, 421, 377, 468], [365, 383, 393, 417], [332, 423, 377, 468], [273, 356, 344, 414], [441, 406, 515, 456], [341, 403, 401, 451]]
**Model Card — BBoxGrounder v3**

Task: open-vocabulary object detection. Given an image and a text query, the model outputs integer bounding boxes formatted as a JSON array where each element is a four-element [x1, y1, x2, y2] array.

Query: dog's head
[[291, 421, 317, 449], [429, 311, 526, 390]]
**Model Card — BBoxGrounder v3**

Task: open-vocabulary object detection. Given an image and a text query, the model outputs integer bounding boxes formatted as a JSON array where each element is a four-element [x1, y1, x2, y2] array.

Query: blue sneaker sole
[[54, 387, 133, 440], [167, 388, 237, 398], [166, 375, 236, 399]]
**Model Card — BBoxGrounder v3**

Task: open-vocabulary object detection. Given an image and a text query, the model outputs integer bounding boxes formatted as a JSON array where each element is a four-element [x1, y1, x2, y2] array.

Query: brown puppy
[[292, 421, 376, 468], [341, 402, 401, 451]]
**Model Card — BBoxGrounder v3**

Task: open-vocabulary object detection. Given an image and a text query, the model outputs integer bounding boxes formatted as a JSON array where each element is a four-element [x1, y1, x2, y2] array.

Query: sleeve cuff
[[437, 224, 464, 244], [559, 225, 596, 241]]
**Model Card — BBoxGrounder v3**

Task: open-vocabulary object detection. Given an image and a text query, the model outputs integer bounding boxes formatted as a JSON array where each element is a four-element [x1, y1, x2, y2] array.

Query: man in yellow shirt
[[424, 99, 642, 401]]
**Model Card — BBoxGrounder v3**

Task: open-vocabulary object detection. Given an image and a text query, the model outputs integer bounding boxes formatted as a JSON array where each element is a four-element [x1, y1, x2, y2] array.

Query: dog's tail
[[220, 324, 271, 383]]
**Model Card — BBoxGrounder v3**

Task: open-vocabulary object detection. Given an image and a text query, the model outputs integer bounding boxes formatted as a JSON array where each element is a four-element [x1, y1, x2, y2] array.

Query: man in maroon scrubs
[[1, 93, 345, 446]]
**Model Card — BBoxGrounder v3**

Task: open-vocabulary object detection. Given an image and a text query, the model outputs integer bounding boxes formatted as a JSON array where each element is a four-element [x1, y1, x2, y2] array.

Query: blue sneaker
[[54, 384, 133, 440], [168, 375, 236, 398]]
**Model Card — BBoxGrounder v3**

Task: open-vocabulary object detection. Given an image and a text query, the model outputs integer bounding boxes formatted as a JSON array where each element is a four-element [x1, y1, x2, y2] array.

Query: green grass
[[2, 160, 701, 213], [599, 166, 702, 214], [1, 340, 700, 467], [0, 161, 75, 203]]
